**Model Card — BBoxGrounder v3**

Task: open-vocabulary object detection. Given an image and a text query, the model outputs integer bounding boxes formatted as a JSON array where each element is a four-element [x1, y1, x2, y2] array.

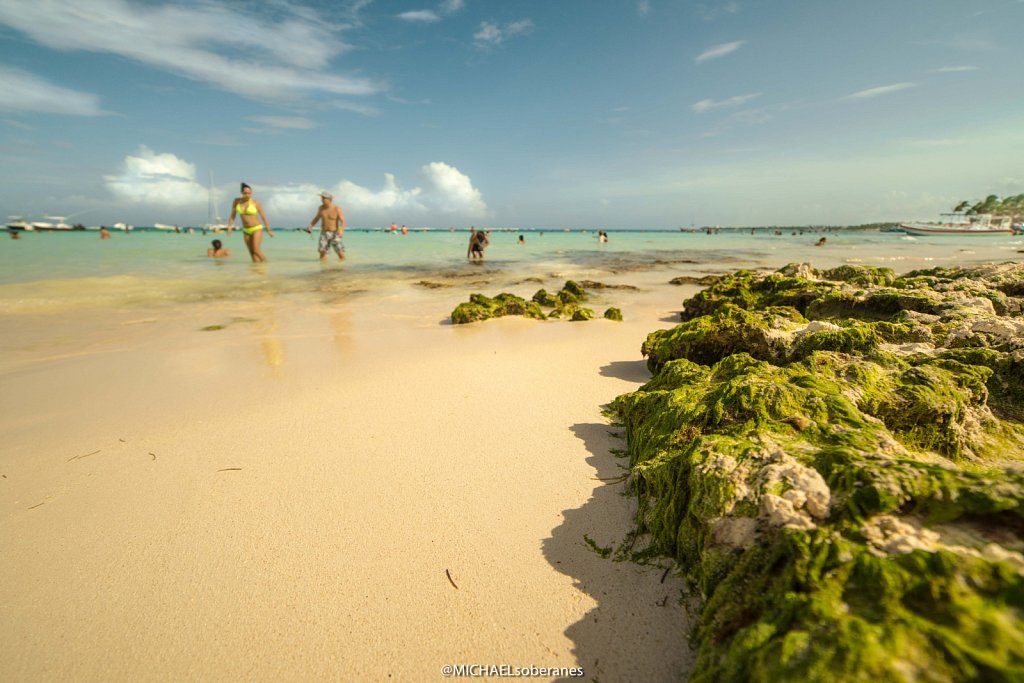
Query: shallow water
[[1, 228, 1021, 314]]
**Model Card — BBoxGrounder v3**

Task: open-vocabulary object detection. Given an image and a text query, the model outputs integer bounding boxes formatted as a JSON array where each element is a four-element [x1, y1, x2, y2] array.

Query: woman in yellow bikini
[[228, 182, 274, 262]]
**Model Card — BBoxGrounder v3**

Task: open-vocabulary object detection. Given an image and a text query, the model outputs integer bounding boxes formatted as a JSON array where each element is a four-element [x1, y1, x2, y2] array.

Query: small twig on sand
[[592, 474, 629, 484], [217, 467, 242, 472], [28, 501, 46, 509], [67, 450, 100, 462], [661, 566, 671, 583], [446, 568, 459, 590], [149, 453, 156, 461]]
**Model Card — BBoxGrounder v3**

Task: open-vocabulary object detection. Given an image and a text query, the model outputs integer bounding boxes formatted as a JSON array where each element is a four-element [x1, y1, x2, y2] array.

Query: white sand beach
[[0, 279, 696, 681]]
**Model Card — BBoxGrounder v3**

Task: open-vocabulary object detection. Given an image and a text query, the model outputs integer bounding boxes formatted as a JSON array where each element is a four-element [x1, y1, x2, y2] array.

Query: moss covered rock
[[453, 280, 623, 324], [450, 292, 546, 324], [604, 307, 623, 321], [612, 262, 1024, 682]]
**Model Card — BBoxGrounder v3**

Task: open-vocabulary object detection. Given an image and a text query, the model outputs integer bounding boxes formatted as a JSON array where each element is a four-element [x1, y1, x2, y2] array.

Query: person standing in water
[[467, 228, 489, 260], [228, 182, 273, 262], [306, 191, 346, 261]]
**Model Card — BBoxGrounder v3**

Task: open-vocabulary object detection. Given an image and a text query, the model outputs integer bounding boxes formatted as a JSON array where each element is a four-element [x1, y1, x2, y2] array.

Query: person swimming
[[207, 239, 230, 257], [228, 182, 274, 262]]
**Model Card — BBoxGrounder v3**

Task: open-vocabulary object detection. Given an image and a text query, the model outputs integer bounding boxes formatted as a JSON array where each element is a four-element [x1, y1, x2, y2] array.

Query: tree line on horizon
[[952, 193, 1024, 219]]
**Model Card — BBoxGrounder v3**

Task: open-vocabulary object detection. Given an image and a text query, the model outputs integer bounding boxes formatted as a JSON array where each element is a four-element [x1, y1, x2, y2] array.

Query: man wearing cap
[[306, 191, 346, 261]]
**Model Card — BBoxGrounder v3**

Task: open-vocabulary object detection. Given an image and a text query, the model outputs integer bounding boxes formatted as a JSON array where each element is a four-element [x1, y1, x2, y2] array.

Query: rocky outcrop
[[612, 263, 1024, 682]]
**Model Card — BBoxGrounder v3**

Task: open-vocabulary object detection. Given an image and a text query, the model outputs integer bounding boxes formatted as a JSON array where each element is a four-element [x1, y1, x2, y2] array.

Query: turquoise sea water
[[2, 228, 1022, 314]]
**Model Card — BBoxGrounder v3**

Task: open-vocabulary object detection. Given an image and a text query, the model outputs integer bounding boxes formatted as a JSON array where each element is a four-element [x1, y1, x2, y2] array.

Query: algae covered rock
[[531, 288, 559, 307], [450, 292, 545, 324], [604, 307, 623, 321], [612, 261, 1024, 682], [452, 280, 624, 324]]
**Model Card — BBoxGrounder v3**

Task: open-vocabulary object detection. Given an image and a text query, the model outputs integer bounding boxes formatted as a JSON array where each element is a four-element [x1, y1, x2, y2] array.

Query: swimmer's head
[[212, 239, 222, 249]]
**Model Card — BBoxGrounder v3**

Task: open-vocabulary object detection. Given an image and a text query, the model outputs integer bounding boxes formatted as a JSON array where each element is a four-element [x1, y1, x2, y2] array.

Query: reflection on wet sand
[[330, 308, 354, 352]]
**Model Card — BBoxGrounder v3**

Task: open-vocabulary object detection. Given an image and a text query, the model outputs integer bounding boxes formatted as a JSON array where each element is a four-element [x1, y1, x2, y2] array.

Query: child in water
[[207, 239, 230, 257]]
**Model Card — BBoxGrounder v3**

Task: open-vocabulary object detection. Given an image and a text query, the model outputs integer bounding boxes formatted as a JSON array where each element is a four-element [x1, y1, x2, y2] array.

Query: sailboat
[[204, 172, 230, 233]]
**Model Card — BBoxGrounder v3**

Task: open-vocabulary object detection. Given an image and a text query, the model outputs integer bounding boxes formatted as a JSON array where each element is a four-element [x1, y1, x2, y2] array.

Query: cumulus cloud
[[841, 82, 917, 100], [474, 19, 533, 47], [692, 93, 760, 113], [268, 163, 488, 220], [419, 162, 487, 214], [0, 65, 104, 116], [104, 146, 207, 206], [0, 0, 382, 102], [696, 40, 744, 63]]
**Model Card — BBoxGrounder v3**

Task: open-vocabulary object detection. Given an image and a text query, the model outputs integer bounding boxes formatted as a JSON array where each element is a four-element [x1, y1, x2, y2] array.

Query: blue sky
[[0, 0, 1022, 228]]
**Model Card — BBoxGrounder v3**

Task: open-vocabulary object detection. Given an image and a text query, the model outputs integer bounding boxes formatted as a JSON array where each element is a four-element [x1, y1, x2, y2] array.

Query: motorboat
[[111, 222, 133, 231], [153, 223, 180, 231], [6, 216, 33, 231], [32, 216, 73, 231], [900, 213, 1014, 236]]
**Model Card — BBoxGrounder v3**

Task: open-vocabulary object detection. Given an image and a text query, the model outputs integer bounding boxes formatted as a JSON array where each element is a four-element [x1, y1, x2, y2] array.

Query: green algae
[[531, 288, 559, 307], [450, 292, 546, 324], [604, 307, 624, 321], [612, 262, 1024, 682], [451, 281, 619, 324]]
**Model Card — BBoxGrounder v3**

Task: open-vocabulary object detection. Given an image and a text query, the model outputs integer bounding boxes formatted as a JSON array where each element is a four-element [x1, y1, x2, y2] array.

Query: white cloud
[[474, 19, 534, 47], [692, 93, 760, 113], [841, 82, 917, 100], [419, 162, 487, 214], [935, 65, 979, 73], [638, 1, 651, 16], [398, 10, 440, 23], [104, 146, 207, 206], [695, 40, 744, 63], [0, 65, 105, 116], [246, 116, 318, 129], [267, 163, 487, 220], [0, 0, 383, 102], [399, 0, 464, 23]]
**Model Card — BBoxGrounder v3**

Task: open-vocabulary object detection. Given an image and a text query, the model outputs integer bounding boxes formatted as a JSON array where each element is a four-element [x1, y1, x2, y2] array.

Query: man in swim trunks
[[306, 191, 346, 261]]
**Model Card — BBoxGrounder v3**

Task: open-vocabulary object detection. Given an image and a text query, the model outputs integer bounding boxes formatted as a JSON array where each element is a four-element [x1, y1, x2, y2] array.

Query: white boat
[[111, 222, 133, 231], [32, 216, 74, 231], [204, 171, 230, 232], [153, 223, 179, 231], [900, 213, 1014, 236], [6, 216, 33, 231]]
